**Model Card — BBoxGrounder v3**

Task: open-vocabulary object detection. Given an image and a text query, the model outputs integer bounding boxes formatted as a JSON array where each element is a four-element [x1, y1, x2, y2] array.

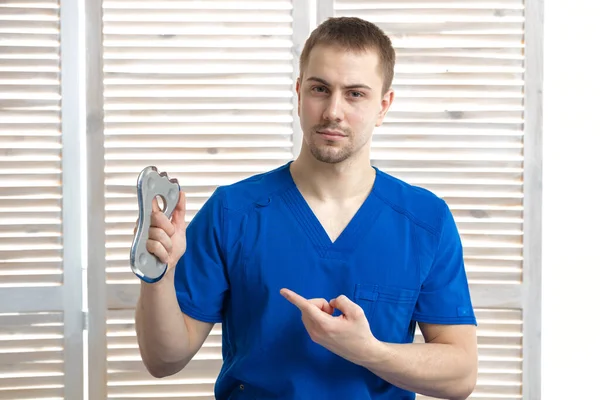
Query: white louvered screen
[[0, 0, 62, 286], [332, 1, 526, 398], [101, 0, 296, 397], [0, 1, 69, 399]]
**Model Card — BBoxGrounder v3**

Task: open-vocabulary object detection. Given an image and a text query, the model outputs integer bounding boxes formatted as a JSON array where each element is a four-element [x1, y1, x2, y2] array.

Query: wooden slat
[[0, 375, 63, 391], [0, 388, 64, 400], [107, 383, 215, 398], [0, 287, 62, 313]]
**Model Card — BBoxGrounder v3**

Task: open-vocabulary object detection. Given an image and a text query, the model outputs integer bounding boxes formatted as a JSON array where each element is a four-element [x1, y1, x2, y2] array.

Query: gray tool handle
[[130, 166, 180, 283]]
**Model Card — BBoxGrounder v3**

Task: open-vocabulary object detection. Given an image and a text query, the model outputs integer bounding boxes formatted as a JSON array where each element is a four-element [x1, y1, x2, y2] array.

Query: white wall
[[542, 0, 600, 398]]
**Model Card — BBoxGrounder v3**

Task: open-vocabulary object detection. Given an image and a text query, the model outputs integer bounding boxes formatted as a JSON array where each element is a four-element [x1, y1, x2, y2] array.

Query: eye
[[349, 91, 364, 98], [311, 86, 328, 94]]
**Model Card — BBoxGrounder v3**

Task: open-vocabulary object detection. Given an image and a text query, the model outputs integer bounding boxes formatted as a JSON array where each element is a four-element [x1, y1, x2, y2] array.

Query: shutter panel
[[331, 1, 528, 399], [100, 1, 296, 398], [0, 1, 83, 399]]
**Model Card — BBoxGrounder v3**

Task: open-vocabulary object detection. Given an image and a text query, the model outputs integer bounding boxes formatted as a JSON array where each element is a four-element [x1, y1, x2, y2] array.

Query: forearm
[[359, 340, 477, 400], [135, 270, 191, 376]]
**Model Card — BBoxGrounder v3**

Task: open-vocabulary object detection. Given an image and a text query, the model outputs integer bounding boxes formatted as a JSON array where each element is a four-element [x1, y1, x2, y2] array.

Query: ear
[[376, 88, 394, 127]]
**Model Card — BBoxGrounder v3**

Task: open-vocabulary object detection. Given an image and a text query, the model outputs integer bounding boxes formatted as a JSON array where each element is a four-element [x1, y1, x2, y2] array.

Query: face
[[296, 45, 393, 165]]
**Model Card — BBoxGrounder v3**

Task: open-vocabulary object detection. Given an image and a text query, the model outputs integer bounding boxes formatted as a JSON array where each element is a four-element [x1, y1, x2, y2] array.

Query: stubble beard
[[309, 141, 353, 164], [308, 124, 354, 164]]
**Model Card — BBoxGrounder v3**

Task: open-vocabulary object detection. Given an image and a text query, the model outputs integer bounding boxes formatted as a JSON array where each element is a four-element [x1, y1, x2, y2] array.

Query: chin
[[310, 146, 353, 164]]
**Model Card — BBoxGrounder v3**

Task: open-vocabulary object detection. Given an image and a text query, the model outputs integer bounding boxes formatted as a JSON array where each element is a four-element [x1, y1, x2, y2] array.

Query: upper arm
[[419, 322, 478, 359], [419, 322, 479, 392], [183, 313, 215, 356]]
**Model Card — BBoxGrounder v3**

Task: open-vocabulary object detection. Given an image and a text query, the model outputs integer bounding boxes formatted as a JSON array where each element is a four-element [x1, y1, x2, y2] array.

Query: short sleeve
[[412, 205, 477, 326], [174, 188, 229, 323]]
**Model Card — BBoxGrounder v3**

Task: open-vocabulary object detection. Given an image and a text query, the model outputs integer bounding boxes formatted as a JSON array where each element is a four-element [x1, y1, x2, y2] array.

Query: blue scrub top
[[174, 162, 476, 399]]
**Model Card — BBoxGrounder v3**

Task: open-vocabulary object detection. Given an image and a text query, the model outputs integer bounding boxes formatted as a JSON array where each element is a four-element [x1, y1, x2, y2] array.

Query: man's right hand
[[145, 191, 187, 272]]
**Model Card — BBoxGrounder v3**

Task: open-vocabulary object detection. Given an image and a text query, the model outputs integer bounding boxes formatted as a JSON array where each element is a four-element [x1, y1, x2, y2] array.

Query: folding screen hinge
[[82, 310, 89, 331]]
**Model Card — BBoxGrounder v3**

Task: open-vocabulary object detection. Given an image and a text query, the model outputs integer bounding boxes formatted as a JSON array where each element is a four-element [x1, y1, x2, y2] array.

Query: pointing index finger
[[280, 288, 311, 312]]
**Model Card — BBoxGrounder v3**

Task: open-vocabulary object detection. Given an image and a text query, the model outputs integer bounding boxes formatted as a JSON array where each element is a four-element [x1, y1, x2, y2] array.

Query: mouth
[[317, 130, 347, 140]]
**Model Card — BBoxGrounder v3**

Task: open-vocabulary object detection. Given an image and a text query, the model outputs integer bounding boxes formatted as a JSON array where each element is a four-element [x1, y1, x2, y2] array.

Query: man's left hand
[[280, 288, 378, 365]]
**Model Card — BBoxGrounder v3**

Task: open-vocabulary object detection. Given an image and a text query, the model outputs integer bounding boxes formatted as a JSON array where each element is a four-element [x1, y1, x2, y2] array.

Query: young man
[[135, 17, 478, 400]]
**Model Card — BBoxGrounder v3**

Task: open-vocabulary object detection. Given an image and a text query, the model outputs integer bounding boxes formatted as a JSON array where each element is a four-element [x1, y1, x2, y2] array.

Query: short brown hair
[[299, 17, 396, 94]]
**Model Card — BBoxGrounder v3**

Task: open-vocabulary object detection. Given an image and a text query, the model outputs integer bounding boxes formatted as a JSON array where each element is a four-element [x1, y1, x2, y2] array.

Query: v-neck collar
[[280, 162, 384, 260]]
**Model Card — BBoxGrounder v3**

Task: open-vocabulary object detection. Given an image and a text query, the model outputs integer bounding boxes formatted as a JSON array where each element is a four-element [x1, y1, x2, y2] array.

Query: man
[[135, 17, 478, 400]]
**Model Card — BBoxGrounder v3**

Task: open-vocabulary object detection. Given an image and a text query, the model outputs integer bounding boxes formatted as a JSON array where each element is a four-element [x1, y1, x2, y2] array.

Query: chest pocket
[[354, 283, 419, 343]]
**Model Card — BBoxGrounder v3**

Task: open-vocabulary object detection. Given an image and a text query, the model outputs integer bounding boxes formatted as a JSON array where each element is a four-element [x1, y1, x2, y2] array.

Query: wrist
[[358, 337, 392, 369], [140, 267, 175, 289]]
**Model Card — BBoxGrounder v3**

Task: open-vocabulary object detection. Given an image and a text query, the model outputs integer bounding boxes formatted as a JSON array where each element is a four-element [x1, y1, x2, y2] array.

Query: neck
[[290, 148, 376, 202]]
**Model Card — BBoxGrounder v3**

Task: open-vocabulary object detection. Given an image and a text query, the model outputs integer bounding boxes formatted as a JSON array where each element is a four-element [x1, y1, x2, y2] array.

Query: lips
[[317, 130, 346, 138]]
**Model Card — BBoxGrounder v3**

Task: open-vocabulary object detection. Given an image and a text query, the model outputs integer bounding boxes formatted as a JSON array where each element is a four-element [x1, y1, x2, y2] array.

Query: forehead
[[303, 45, 382, 88]]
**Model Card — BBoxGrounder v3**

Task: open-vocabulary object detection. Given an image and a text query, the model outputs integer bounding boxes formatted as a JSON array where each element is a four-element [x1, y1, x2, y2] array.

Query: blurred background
[[0, 0, 597, 399]]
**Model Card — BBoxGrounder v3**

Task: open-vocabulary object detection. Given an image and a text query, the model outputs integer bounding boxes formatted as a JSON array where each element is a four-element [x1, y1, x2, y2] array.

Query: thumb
[[330, 295, 362, 319], [171, 191, 187, 228]]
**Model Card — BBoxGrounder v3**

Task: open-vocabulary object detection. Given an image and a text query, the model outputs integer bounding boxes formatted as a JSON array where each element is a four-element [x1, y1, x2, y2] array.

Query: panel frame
[[86, 0, 108, 397], [60, 0, 86, 398], [521, 0, 544, 398]]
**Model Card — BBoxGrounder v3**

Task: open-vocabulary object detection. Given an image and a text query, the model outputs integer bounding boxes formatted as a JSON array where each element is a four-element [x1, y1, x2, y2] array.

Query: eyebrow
[[306, 76, 372, 91]]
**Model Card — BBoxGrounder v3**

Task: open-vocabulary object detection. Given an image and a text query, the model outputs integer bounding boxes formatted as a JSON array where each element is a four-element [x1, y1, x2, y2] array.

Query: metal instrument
[[130, 166, 180, 283]]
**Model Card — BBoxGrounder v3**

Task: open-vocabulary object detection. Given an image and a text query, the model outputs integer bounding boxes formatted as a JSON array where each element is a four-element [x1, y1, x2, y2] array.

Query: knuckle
[[151, 211, 167, 228], [146, 239, 157, 253], [150, 227, 171, 248], [146, 240, 168, 263], [151, 240, 162, 252], [149, 240, 164, 254], [149, 227, 162, 241], [165, 222, 176, 236], [353, 306, 365, 318]]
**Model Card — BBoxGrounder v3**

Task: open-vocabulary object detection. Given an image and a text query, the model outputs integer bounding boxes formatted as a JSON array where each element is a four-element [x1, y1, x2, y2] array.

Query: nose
[[323, 93, 344, 122]]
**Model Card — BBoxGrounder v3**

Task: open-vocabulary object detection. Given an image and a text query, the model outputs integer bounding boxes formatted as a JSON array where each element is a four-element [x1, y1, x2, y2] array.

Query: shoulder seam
[[373, 189, 442, 236]]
